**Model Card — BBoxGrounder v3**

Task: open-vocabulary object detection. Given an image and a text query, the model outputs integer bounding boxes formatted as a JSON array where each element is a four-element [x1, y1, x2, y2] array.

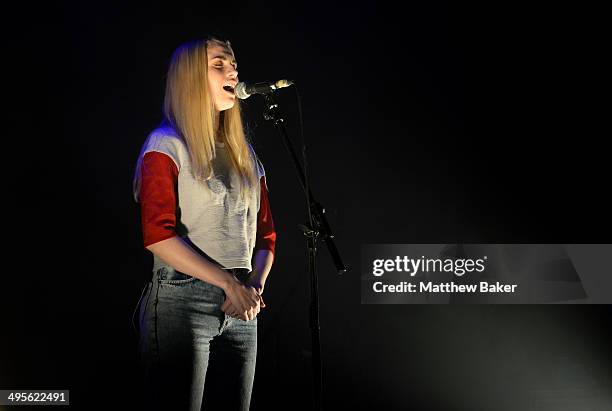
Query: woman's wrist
[[246, 275, 265, 294], [220, 271, 242, 293]]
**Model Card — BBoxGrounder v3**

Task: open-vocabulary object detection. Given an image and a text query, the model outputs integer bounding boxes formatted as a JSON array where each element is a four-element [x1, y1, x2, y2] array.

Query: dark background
[[3, 1, 611, 410]]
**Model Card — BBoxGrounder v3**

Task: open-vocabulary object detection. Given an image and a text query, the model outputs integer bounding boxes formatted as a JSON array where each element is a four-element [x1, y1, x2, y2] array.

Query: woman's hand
[[222, 278, 261, 321], [221, 285, 266, 320], [245, 278, 265, 296]]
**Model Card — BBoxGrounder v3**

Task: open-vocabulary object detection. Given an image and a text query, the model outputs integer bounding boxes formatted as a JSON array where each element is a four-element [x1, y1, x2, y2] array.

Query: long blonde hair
[[134, 37, 257, 202]]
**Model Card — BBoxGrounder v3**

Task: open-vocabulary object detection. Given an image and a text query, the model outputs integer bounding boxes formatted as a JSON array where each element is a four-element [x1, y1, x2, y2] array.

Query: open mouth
[[223, 85, 235, 95]]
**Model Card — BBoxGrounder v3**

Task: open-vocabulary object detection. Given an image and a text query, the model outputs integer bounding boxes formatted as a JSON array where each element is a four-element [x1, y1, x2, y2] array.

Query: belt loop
[[154, 266, 168, 281]]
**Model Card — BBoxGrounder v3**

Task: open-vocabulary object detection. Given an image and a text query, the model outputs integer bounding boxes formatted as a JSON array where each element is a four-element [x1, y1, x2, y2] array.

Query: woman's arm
[[221, 176, 276, 318], [247, 249, 274, 294], [147, 236, 236, 290], [249, 175, 276, 293]]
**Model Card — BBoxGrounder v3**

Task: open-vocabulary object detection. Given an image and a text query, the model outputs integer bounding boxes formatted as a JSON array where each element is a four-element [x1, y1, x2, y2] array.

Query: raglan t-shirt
[[135, 125, 276, 272]]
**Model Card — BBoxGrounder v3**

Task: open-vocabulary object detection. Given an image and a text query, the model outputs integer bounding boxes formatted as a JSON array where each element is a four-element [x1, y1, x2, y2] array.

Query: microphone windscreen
[[235, 82, 250, 100]]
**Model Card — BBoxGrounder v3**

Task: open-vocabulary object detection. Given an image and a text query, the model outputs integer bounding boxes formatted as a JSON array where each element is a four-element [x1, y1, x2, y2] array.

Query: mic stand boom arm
[[262, 93, 346, 274]]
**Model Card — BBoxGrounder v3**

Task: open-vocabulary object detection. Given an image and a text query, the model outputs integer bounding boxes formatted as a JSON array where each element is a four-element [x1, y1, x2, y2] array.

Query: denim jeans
[[136, 266, 257, 411]]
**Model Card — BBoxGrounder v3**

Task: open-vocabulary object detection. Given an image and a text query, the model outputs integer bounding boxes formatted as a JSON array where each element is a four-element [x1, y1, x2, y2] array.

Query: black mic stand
[[261, 92, 347, 411]]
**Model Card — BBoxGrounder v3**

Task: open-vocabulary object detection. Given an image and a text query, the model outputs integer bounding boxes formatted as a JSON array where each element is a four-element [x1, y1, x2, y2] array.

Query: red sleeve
[[139, 151, 179, 248], [255, 176, 276, 255]]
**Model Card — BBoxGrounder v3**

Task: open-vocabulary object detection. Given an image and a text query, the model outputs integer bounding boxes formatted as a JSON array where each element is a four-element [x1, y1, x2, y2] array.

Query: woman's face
[[207, 42, 239, 112]]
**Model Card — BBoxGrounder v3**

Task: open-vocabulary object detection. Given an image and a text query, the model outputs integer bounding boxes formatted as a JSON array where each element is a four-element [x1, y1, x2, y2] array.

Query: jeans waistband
[[152, 265, 251, 283]]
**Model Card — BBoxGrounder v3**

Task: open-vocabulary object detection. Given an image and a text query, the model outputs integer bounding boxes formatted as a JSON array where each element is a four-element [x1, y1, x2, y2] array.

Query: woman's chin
[[217, 102, 235, 112]]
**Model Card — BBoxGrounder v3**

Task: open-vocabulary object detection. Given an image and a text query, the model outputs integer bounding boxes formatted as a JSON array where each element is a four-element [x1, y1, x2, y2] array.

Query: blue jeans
[[136, 266, 257, 411]]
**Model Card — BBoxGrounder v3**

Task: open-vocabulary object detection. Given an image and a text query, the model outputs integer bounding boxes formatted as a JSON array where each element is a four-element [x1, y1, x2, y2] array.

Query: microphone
[[235, 79, 294, 100]]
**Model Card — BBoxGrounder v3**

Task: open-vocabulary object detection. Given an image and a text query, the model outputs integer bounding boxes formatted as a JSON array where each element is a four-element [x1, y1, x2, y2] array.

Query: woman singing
[[132, 37, 276, 411]]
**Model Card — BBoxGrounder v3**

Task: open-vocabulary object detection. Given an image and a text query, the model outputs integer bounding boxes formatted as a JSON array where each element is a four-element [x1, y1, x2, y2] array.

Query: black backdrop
[[3, 1, 611, 410]]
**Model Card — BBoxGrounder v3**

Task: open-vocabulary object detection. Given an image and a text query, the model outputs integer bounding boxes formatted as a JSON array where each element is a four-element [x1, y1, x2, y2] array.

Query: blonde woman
[[132, 37, 276, 411]]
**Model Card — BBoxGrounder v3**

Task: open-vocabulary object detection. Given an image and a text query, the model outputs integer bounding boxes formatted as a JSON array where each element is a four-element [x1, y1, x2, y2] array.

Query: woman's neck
[[214, 111, 223, 143]]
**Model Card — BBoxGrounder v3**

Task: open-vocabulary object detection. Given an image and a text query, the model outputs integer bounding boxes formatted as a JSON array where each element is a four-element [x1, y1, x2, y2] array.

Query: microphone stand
[[261, 92, 347, 411]]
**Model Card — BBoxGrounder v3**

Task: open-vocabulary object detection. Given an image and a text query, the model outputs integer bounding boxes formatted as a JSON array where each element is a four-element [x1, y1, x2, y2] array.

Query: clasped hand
[[221, 279, 266, 321]]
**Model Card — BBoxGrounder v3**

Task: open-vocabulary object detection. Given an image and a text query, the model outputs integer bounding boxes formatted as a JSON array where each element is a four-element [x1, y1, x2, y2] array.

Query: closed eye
[[211, 57, 237, 70]]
